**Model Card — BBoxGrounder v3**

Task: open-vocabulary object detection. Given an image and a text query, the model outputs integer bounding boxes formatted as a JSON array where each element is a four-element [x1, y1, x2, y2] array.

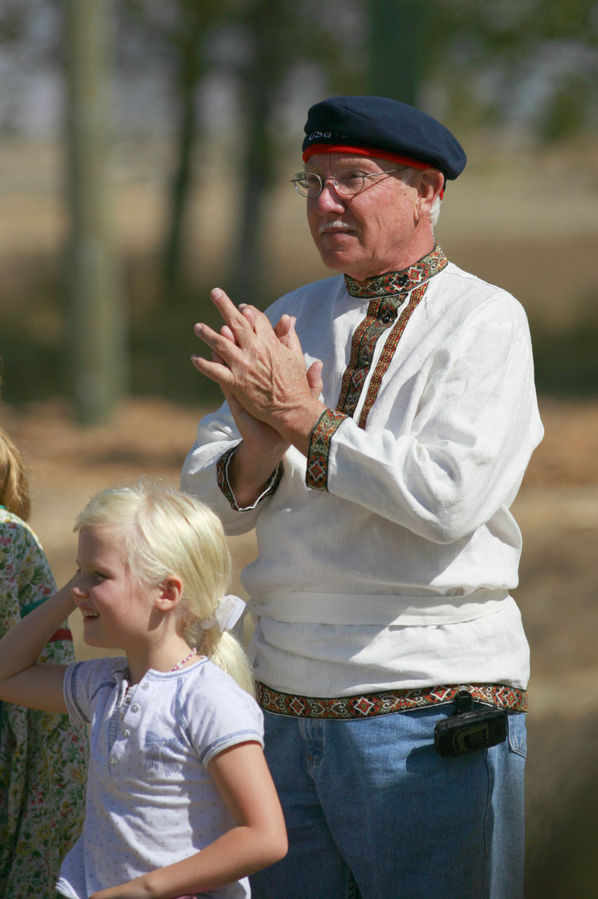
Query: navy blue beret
[[302, 95, 466, 180]]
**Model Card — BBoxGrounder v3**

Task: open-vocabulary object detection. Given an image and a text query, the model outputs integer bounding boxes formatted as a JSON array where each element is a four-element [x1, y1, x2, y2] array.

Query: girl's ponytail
[[196, 626, 255, 696]]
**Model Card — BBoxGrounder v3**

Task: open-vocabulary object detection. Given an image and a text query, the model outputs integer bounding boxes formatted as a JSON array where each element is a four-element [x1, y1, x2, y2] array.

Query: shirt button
[[141, 683, 149, 690], [110, 758, 118, 766], [123, 729, 131, 737], [131, 704, 140, 713]]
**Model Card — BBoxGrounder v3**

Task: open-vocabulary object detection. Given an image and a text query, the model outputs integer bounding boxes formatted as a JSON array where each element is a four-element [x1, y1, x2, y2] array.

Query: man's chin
[[317, 241, 362, 273]]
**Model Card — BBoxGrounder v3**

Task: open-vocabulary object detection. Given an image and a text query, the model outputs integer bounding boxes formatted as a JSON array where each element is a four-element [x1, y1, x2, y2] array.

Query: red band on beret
[[302, 143, 433, 171]]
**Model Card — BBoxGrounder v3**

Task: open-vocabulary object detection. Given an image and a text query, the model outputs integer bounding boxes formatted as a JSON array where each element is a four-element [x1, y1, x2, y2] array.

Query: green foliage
[[531, 300, 598, 396], [538, 73, 595, 140]]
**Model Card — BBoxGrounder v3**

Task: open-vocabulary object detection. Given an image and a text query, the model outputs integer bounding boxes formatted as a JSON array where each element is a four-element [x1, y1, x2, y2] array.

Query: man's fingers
[[220, 324, 237, 344], [274, 313, 294, 342], [210, 287, 255, 337], [274, 315, 304, 355], [193, 322, 242, 366], [306, 360, 323, 399], [209, 287, 280, 348], [190, 352, 235, 388], [239, 303, 281, 341]]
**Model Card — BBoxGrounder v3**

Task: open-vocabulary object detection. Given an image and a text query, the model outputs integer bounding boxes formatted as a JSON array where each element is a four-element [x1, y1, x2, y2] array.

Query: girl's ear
[[154, 575, 184, 612]]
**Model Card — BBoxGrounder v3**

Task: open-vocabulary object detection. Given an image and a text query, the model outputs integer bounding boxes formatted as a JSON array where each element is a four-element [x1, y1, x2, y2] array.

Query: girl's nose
[[71, 579, 87, 601]]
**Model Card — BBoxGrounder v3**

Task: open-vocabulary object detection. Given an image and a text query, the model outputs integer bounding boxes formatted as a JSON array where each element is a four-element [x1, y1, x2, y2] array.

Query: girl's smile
[[73, 526, 155, 650]]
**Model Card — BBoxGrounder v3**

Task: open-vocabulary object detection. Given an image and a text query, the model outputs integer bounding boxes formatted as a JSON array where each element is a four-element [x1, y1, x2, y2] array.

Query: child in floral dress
[[0, 427, 87, 898]]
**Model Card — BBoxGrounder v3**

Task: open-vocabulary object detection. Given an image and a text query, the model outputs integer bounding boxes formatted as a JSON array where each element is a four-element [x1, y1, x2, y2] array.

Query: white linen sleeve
[[181, 403, 280, 535], [306, 298, 543, 543]]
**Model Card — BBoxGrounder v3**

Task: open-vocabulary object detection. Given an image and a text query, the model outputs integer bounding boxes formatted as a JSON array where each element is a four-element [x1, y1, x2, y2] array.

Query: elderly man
[[181, 96, 543, 899]]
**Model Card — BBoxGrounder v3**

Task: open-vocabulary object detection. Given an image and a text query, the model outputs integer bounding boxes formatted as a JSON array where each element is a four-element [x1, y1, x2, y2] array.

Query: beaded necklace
[[169, 647, 197, 672]]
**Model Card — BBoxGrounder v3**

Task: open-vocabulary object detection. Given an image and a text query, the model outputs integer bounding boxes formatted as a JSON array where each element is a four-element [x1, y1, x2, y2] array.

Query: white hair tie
[[200, 594, 246, 632]]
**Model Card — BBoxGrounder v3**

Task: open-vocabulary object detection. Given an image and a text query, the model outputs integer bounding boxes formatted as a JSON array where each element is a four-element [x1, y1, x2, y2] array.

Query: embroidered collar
[[344, 244, 447, 299]]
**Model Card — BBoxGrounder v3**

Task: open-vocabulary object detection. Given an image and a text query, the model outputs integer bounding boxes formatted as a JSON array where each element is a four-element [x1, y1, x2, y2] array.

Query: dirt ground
[[2, 393, 598, 896]]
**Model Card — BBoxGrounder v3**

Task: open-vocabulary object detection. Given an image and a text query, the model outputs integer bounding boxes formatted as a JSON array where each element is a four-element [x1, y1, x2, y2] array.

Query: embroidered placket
[[305, 245, 448, 492]]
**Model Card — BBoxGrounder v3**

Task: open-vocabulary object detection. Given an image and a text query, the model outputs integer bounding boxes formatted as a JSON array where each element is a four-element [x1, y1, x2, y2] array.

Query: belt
[[255, 681, 527, 719]]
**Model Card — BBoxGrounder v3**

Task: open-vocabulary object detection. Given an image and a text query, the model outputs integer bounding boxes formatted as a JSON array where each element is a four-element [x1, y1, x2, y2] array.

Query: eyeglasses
[[291, 168, 403, 199]]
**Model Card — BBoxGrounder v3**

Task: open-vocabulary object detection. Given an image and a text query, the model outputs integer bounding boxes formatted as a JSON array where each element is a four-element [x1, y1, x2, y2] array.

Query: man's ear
[[417, 168, 444, 214], [154, 575, 184, 611]]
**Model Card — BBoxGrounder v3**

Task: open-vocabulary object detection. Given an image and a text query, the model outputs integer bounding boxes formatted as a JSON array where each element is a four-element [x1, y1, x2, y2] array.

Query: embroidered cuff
[[306, 409, 348, 492], [216, 444, 283, 511]]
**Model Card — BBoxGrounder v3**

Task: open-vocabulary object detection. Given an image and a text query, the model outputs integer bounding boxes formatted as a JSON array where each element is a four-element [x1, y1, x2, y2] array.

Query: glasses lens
[[334, 171, 365, 196], [291, 172, 323, 197]]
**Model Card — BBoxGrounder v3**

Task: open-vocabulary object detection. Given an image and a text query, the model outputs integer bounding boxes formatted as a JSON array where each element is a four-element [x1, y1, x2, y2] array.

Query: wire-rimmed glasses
[[291, 168, 403, 199]]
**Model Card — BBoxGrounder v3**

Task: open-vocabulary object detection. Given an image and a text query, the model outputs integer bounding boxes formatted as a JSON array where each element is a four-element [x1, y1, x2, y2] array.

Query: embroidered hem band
[[256, 681, 527, 719]]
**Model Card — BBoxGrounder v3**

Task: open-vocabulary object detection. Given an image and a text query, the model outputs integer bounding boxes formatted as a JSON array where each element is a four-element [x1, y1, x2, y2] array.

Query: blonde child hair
[[74, 481, 255, 695], [0, 426, 31, 520]]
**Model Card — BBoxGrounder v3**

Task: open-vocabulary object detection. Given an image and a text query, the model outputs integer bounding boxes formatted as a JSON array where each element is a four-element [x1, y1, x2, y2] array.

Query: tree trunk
[[160, 0, 206, 306], [64, 0, 126, 424], [230, 0, 287, 305], [366, 0, 425, 105]]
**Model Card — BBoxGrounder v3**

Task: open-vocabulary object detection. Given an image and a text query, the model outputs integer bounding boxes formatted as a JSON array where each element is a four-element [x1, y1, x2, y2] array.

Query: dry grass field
[[1, 134, 598, 896]]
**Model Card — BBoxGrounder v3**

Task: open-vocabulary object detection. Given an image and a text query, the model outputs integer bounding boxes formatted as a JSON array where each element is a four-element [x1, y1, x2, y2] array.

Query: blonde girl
[[0, 482, 286, 899], [0, 427, 86, 898]]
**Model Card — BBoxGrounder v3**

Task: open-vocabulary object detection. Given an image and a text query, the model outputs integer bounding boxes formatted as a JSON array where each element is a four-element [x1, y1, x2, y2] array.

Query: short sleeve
[[184, 666, 264, 767], [63, 658, 125, 727]]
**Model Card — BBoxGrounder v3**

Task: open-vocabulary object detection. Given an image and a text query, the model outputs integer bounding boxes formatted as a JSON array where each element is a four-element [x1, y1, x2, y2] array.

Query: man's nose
[[314, 183, 345, 213]]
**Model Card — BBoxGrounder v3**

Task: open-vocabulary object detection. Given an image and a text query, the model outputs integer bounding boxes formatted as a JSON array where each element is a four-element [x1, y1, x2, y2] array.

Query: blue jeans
[[250, 704, 526, 899]]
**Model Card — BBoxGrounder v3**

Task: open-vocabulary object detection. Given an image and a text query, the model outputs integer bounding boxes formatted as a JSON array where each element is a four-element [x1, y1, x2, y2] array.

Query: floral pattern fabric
[[0, 508, 87, 899]]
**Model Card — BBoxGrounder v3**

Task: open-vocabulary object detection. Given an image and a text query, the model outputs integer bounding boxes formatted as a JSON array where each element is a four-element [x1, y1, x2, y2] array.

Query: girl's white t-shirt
[[56, 656, 263, 899]]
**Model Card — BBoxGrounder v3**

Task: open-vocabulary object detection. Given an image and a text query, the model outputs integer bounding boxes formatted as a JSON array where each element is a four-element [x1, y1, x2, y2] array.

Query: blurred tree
[[64, 0, 126, 424], [120, 0, 246, 306], [426, 0, 598, 138], [229, 0, 295, 302], [115, 0, 365, 309], [159, 1, 207, 305], [229, 0, 365, 303], [366, 0, 426, 104]]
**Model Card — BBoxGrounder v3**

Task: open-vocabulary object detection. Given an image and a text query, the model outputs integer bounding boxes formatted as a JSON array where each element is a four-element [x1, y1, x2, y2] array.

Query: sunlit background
[[1, 2, 597, 896]]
